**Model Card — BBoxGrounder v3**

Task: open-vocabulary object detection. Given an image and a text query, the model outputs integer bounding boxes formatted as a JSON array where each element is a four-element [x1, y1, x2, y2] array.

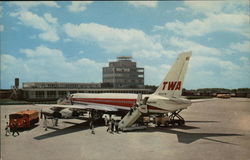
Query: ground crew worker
[[115, 120, 119, 133], [90, 110, 95, 119], [104, 115, 108, 126], [129, 108, 133, 115], [106, 119, 110, 132], [54, 117, 59, 126], [5, 122, 11, 136], [40, 110, 43, 119], [111, 118, 115, 133], [43, 116, 48, 131], [53, 111, 61, 126], [51, 118, 55, 127], [12, 123, 19, 136], [89, 120, 95, 134]]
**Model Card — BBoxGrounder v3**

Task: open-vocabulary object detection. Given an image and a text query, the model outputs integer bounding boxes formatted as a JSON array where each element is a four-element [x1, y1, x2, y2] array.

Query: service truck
[[9, 110, 39, 129]]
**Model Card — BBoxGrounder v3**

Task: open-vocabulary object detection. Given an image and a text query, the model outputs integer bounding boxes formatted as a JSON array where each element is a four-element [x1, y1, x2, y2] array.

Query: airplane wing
[[190, 98, 217, 103], [36, 102, 119, 112]]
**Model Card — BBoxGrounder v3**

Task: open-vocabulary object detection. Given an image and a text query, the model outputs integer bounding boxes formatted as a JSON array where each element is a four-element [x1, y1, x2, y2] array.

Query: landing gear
[[152, 110, 185, 127], [168, 110, 185, 126], [88, 110, 105, 125], [89, 110, 103, 120]]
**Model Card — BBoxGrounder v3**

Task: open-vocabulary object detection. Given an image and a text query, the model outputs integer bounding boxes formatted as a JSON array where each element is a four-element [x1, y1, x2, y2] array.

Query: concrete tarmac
[[1, 98, 250, 160]]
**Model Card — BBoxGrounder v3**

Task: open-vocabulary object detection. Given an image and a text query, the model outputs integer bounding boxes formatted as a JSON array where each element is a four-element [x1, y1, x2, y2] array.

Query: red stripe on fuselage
[[72, 98, 164, 111], [73, 98, 135, 107]]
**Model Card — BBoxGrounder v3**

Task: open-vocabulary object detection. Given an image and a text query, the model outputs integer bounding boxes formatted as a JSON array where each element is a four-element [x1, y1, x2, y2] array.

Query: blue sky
[[0, 1, 249, 89]]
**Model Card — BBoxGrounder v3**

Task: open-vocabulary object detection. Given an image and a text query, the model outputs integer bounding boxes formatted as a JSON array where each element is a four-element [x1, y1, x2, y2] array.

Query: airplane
[[40, 51, 196, 129]]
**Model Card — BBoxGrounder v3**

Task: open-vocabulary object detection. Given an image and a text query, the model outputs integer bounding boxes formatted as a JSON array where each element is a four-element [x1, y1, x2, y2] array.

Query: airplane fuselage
[[71, 93, 191, 114]]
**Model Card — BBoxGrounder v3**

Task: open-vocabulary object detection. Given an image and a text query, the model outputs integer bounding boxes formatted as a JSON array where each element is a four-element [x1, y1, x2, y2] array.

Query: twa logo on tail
[[154, 51, 192, 97], [162, 81, 182, 90]]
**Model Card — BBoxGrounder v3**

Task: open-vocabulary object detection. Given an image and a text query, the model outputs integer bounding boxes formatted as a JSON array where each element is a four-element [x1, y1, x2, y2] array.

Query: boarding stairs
[[118, 94, 148, 130]]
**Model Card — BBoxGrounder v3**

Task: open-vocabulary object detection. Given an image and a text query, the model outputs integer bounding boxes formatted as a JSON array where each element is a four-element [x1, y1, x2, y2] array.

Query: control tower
[[102, 56, 144, 88]]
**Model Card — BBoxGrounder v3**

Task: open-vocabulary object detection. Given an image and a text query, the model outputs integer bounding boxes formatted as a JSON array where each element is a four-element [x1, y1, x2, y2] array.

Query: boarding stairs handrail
[[118, 94, 148, 130]]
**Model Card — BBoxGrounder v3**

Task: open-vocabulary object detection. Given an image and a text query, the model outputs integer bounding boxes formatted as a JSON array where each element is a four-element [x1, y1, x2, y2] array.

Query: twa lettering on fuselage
[[162, 81, 182, 90]]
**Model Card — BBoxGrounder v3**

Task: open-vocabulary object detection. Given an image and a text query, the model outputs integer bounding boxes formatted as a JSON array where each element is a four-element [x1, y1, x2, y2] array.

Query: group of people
[[42, 114, 59, 131], [5, 122, 19, 136], [5, 113, 122, 136], [88, 115, 121, 135], [105, 116, 119, 134]]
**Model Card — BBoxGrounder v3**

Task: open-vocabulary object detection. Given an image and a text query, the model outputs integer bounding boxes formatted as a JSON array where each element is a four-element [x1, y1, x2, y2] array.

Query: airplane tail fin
[[154, 51, 192, 98]]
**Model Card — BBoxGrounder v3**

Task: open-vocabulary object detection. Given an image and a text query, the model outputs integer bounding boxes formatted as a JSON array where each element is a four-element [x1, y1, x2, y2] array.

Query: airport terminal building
[[20, 56, 150, 101], [22, 82, 151, 101]]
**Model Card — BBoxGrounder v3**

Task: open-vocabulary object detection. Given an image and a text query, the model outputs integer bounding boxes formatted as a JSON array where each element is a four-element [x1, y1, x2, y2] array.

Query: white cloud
[[190, 56, 239, 71], [76, 58, 100, 67], [44, 13, 58, 24], [8, 2, 60, 42], [0, 5, 3, 18], [17, 11, 48, 30], [64, 22, 168, 59], [12, 11, 59, 42], [132, 50, 161, 59], [144, 64, 171, 85], [183, 1, 249, 16], [79, 50, 85, 54], [239, 56, 250, 71], [184, 55, 249, 89], [155, 1, 250, 38], [175, 7, 186, 12], [38, 31, 59, 42], [240, 56, 250, 64], [1, 45, 104, 88], [219, 60, 240, 71], [128, 1, 158, 8], [155, 13, 250, 38], [20, 45, 63, 58], [63, 38, 72, 43], [9, 1, 59, 10], [168, 37, 221, 55], [67, 1, 93, 13], [30, 35, 37, 39], [230, 41, 250, 53], [0, 24, 4, 32], [183, 1, 226, 16]]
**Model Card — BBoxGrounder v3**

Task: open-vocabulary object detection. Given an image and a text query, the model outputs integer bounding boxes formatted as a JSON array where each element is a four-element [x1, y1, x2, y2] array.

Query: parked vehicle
[[9, 110, 39, 129]]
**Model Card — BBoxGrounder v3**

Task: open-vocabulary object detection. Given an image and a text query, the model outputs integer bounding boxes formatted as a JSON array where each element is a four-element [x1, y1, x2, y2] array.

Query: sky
[[0, 1, 249, 89]]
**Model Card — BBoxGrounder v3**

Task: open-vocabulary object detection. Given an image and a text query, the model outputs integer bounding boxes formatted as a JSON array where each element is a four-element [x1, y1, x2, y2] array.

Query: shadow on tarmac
[[138, 126, 242, 145], [34, 120, 105, 140], [15, 124, 39, 132], [185, 120, 219, 123], [34, 119, 241, 145]]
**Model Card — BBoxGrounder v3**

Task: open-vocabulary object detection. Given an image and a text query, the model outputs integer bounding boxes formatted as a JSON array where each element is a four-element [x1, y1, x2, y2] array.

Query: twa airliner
[[41, 51, 193, 126]]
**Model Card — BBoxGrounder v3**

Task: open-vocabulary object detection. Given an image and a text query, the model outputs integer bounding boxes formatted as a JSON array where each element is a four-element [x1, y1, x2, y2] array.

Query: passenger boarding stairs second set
[[118, 94, 148, 131]]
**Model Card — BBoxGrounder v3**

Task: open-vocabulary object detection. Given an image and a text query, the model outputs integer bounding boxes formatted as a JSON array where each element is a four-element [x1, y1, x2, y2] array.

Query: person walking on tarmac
[[43, 115, 48, 131], [12, 122, 19, 136], [115, 120, 119, 133], [111, 118, 115, 133], [5, 122, 11, 136], [106, 119, 112, 133], [54, 117, 59, 126], [104, 115, 108, 126], [89, 119, 95, 134]]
